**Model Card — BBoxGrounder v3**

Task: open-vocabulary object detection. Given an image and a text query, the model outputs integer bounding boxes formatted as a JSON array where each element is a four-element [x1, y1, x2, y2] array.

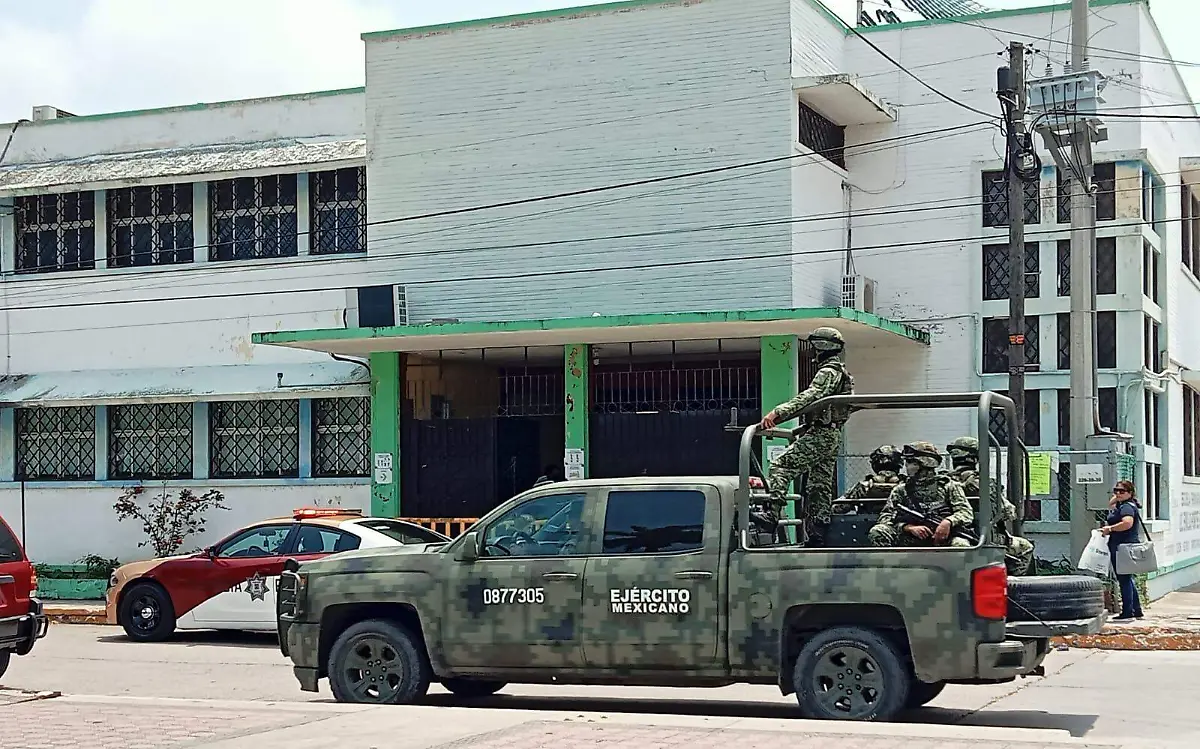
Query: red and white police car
[[106, 508, 449, 641]]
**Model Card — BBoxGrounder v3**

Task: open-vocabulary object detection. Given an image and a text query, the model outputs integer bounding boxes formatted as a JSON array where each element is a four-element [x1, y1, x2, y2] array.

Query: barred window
[[981, 243, 1039, 300], [209, 175, 298, 261], [15, 406, 95, 480], [108, 403, 193, 480], [107, 184, 194, 268], [982, 169, 1039, 228], [1097, 311, 1117, 369], [1143, 239, 1160, 304], [14, 192, 96, 274], [1144, 389, 1161, 448], [1056, 169, 1072, 224], [312, 397, 370, 477], [1055, 237, 1114, 297], [1182, 181, 1196, 276], [1094, 162, 1115, 221], [310, 168, 366, 255], [1144, 315, 1161, 371], [797, 101, 845, 169], [1058, 386, 1119, 443], [1184, 386, 1199, 477], [982, 316, 1038, 374], [210, 400, 299, 478], [986, 389, 1040, 447]]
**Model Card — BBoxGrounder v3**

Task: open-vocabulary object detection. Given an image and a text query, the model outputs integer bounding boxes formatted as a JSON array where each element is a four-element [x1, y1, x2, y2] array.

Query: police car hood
[[297, 542, 442, 574]]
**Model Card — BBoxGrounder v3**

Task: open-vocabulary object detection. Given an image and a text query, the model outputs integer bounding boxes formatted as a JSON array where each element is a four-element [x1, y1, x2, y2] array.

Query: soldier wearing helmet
[[843, 445, 904, 501], [944, 436, 1035, 575], [868, 441, 975, 548], [758, 326, 854, 546]]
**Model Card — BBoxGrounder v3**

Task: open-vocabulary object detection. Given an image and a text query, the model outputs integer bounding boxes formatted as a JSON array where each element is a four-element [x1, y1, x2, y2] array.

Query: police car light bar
[[293, 507, 364, 519]]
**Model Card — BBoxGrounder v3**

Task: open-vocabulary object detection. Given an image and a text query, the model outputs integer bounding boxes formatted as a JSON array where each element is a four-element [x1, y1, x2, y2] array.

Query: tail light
[[971, 563, 1007, 620], [29, 566, 37, 593]]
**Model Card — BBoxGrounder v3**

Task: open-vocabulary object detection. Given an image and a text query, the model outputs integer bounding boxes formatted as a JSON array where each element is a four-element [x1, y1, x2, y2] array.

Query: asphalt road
[[2, 623, 1198, 748]]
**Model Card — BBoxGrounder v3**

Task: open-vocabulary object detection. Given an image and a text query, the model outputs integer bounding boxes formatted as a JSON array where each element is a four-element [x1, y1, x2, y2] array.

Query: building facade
[[2, 0, 1198, 598]]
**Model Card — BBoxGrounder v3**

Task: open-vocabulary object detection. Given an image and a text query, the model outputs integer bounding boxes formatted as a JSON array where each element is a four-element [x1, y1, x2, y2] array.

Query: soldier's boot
[[805, 519, 829, 549]]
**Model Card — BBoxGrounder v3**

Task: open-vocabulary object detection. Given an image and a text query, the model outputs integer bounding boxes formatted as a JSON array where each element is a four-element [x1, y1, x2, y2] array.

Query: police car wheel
[[442, 678, 506, 699], [792, 626, 909, 722], [119, 581, 176, 643], [328, 619, 431, 705]]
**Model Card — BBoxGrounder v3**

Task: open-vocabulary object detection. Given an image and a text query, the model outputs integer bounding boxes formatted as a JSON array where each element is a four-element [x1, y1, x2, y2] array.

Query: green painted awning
[[251, 307, 928, 356]]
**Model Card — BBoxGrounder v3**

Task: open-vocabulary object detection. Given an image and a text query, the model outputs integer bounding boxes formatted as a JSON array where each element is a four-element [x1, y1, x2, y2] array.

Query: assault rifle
[[894, 502, 1022, 567]]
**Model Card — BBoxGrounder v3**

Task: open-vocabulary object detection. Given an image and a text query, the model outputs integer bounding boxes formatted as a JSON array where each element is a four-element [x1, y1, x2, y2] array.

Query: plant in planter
[[114, 485, 229, 558], [33, 555, 122, 600]]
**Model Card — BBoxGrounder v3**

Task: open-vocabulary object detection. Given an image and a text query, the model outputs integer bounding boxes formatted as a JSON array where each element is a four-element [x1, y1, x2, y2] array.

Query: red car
[[0, 513, 49, 681]]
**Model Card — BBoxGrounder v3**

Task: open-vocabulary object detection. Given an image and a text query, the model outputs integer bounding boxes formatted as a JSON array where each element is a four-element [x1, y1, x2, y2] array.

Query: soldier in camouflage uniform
[[944, 436, 1035, 575], [868, 441, 975, 548], [843, 445, 904, 501], [758, 326, 854, 546]]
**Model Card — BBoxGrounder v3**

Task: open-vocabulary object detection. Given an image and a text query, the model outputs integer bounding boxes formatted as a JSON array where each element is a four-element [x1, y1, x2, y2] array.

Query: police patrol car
[[106, 508, 449, 642]]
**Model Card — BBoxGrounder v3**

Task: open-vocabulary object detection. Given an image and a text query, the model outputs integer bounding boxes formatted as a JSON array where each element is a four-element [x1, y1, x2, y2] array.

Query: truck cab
[[277, 391, 1106, 720]]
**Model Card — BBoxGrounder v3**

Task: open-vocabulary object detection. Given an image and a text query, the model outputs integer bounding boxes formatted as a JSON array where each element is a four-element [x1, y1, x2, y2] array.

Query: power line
[[7, 211, 1197, 317]]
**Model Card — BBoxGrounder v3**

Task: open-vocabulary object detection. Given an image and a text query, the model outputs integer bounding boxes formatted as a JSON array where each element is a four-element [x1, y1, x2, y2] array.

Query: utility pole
[[1000, 41, 1028, 535], [1067, 0, 1100, 565]]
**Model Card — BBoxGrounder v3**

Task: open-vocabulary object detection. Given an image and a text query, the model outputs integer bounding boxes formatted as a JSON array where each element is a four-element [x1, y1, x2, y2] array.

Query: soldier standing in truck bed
[[758, 326, 854, 547]]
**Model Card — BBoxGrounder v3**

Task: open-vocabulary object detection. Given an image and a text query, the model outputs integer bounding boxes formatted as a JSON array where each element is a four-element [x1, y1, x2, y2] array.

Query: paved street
[[1, 623, 1198, 748]]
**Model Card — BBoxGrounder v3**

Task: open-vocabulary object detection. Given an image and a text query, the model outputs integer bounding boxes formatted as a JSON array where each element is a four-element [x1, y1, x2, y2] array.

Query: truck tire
[[905, 679, 945, 709], [328, 619, 431, 705], [792, 626, 910, 722], [442, 678, 506, 699], [1007, 575, 1104, 622]]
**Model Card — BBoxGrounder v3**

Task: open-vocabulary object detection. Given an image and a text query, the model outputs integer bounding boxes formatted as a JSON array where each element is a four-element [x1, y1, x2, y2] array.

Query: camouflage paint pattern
[[764, 355, 854, 528], [843, 470, 902, 500], [283, 476, 1011, 692], [867, 471, 975, 548]]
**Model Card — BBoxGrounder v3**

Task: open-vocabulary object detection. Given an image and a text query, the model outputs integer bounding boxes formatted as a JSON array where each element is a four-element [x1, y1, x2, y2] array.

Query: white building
[[1, 0, 1197, 599]]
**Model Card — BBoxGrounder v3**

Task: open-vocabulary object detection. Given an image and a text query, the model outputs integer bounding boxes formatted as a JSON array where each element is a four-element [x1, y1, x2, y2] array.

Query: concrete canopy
[[251, 307, 929, 357]]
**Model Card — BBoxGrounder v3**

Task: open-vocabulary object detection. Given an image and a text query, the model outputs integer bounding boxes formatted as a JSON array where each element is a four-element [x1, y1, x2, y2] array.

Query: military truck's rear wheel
[[442, 678, 507, 698], [328, 619, 431, 705], [904, 679, 946, 709], [792, 626, 909, 722]]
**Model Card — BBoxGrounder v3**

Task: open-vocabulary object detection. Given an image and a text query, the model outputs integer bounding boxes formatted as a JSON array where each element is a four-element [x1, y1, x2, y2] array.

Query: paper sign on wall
[[1027, 453, 1053, 496], [1075, 463, 1105, 484], [564, 448, 585, 480]]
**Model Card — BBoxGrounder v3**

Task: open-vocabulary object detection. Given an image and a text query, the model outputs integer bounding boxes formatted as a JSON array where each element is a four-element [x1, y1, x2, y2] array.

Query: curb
[[1052, 627, 1200, 651], [44, 606, 108, 625]]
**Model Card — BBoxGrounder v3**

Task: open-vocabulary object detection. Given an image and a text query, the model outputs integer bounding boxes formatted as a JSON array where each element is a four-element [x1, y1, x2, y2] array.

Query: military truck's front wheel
[[328, 619, 431, 705], [792, 626, 910, 721]]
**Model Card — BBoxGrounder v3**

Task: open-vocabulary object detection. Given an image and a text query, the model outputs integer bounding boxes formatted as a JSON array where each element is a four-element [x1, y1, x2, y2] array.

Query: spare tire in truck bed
[[1007, 575, 1105, 622]]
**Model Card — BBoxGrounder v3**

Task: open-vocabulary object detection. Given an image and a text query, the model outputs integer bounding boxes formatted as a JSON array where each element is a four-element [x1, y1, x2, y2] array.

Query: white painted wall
[[0, 481, 369, 565], [363, 0, 800, 322], [1, 89, 364, 164]]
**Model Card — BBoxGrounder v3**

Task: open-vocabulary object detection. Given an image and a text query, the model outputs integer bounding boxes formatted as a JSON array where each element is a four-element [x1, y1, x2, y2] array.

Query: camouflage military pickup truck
[[276, 392, 1106, 721]]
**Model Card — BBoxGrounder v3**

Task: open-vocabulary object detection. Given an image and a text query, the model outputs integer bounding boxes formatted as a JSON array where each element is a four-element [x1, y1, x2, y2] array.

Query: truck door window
[[601, 490, 705, 555], [481, 493, 586, 557]]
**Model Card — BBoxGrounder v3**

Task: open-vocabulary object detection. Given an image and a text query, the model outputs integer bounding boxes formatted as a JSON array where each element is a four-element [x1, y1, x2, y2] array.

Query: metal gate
[[589, 361, 761, 478]]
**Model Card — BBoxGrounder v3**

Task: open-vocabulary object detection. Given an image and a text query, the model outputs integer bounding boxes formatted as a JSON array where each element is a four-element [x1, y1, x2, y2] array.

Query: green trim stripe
[[19, 87, 365, 127], [252, 307, 930, 347], [1147, 552, 1200, 580]]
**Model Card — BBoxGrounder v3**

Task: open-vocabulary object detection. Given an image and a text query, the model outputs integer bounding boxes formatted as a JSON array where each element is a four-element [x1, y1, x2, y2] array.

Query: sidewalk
[[0, 692, 1176, 749]]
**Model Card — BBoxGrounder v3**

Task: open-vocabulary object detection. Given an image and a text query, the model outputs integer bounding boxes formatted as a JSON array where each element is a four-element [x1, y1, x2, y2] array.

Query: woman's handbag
[[1115, 509, 1159, 575]]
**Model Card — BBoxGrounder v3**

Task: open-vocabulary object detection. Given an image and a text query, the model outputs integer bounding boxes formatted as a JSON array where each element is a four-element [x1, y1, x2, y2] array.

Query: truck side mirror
[[455, 531, 480, 563]]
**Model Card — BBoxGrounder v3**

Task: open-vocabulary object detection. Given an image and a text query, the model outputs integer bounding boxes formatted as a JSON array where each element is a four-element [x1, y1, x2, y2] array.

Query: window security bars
[[107, 184, 194, 268], [982, 170, 1039, 228], [312, 397, 370, 477], [14, 192, 96, 273], [108, 403, 193, 480], [1056, 237, 1115, 297], [497, 370, 564, 418], [209, 175, 298, 261], [797, 102, 845, 169], [982, 243, 1039, 300], [1097, 311, 1117, 369], [591, 365, 760, 414], [15, 406, 95, 480], [983, 317, 1038, 374], [310, 168, 366, 255], [210, 400, 299, 478]]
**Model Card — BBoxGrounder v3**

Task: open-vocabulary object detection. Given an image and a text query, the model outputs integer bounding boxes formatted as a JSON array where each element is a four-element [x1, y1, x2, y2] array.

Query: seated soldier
[[868, 441, 975, 549], [843, 445, 904, 502], [944, 436, 1035, 575]]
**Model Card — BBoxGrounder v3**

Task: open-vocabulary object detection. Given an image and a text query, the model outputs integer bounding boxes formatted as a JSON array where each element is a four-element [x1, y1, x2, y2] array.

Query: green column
[[564, 344, 590, 479], [369, 351, 401, 518], [760, 335, 799, 527]]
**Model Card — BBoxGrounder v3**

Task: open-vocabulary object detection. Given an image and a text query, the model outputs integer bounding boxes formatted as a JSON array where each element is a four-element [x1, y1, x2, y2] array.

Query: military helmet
[[946, 436, 979, 462], [902, 440, 943, 470], [806, 326, 845, 352], [869, 444, 903, 473]]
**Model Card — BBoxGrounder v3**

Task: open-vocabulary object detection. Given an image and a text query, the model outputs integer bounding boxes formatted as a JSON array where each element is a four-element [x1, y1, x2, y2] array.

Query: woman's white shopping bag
[[1077, 529, 1111, 575]]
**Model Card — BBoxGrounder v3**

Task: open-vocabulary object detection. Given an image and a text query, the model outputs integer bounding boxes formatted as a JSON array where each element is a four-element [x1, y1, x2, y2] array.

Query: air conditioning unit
[[346, 284, 409, 328], [841, 274, 877, 313]]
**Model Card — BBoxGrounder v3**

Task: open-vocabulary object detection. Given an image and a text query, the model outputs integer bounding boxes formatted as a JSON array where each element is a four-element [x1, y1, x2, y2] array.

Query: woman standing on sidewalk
[[1099, 480, 1144, 622]]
